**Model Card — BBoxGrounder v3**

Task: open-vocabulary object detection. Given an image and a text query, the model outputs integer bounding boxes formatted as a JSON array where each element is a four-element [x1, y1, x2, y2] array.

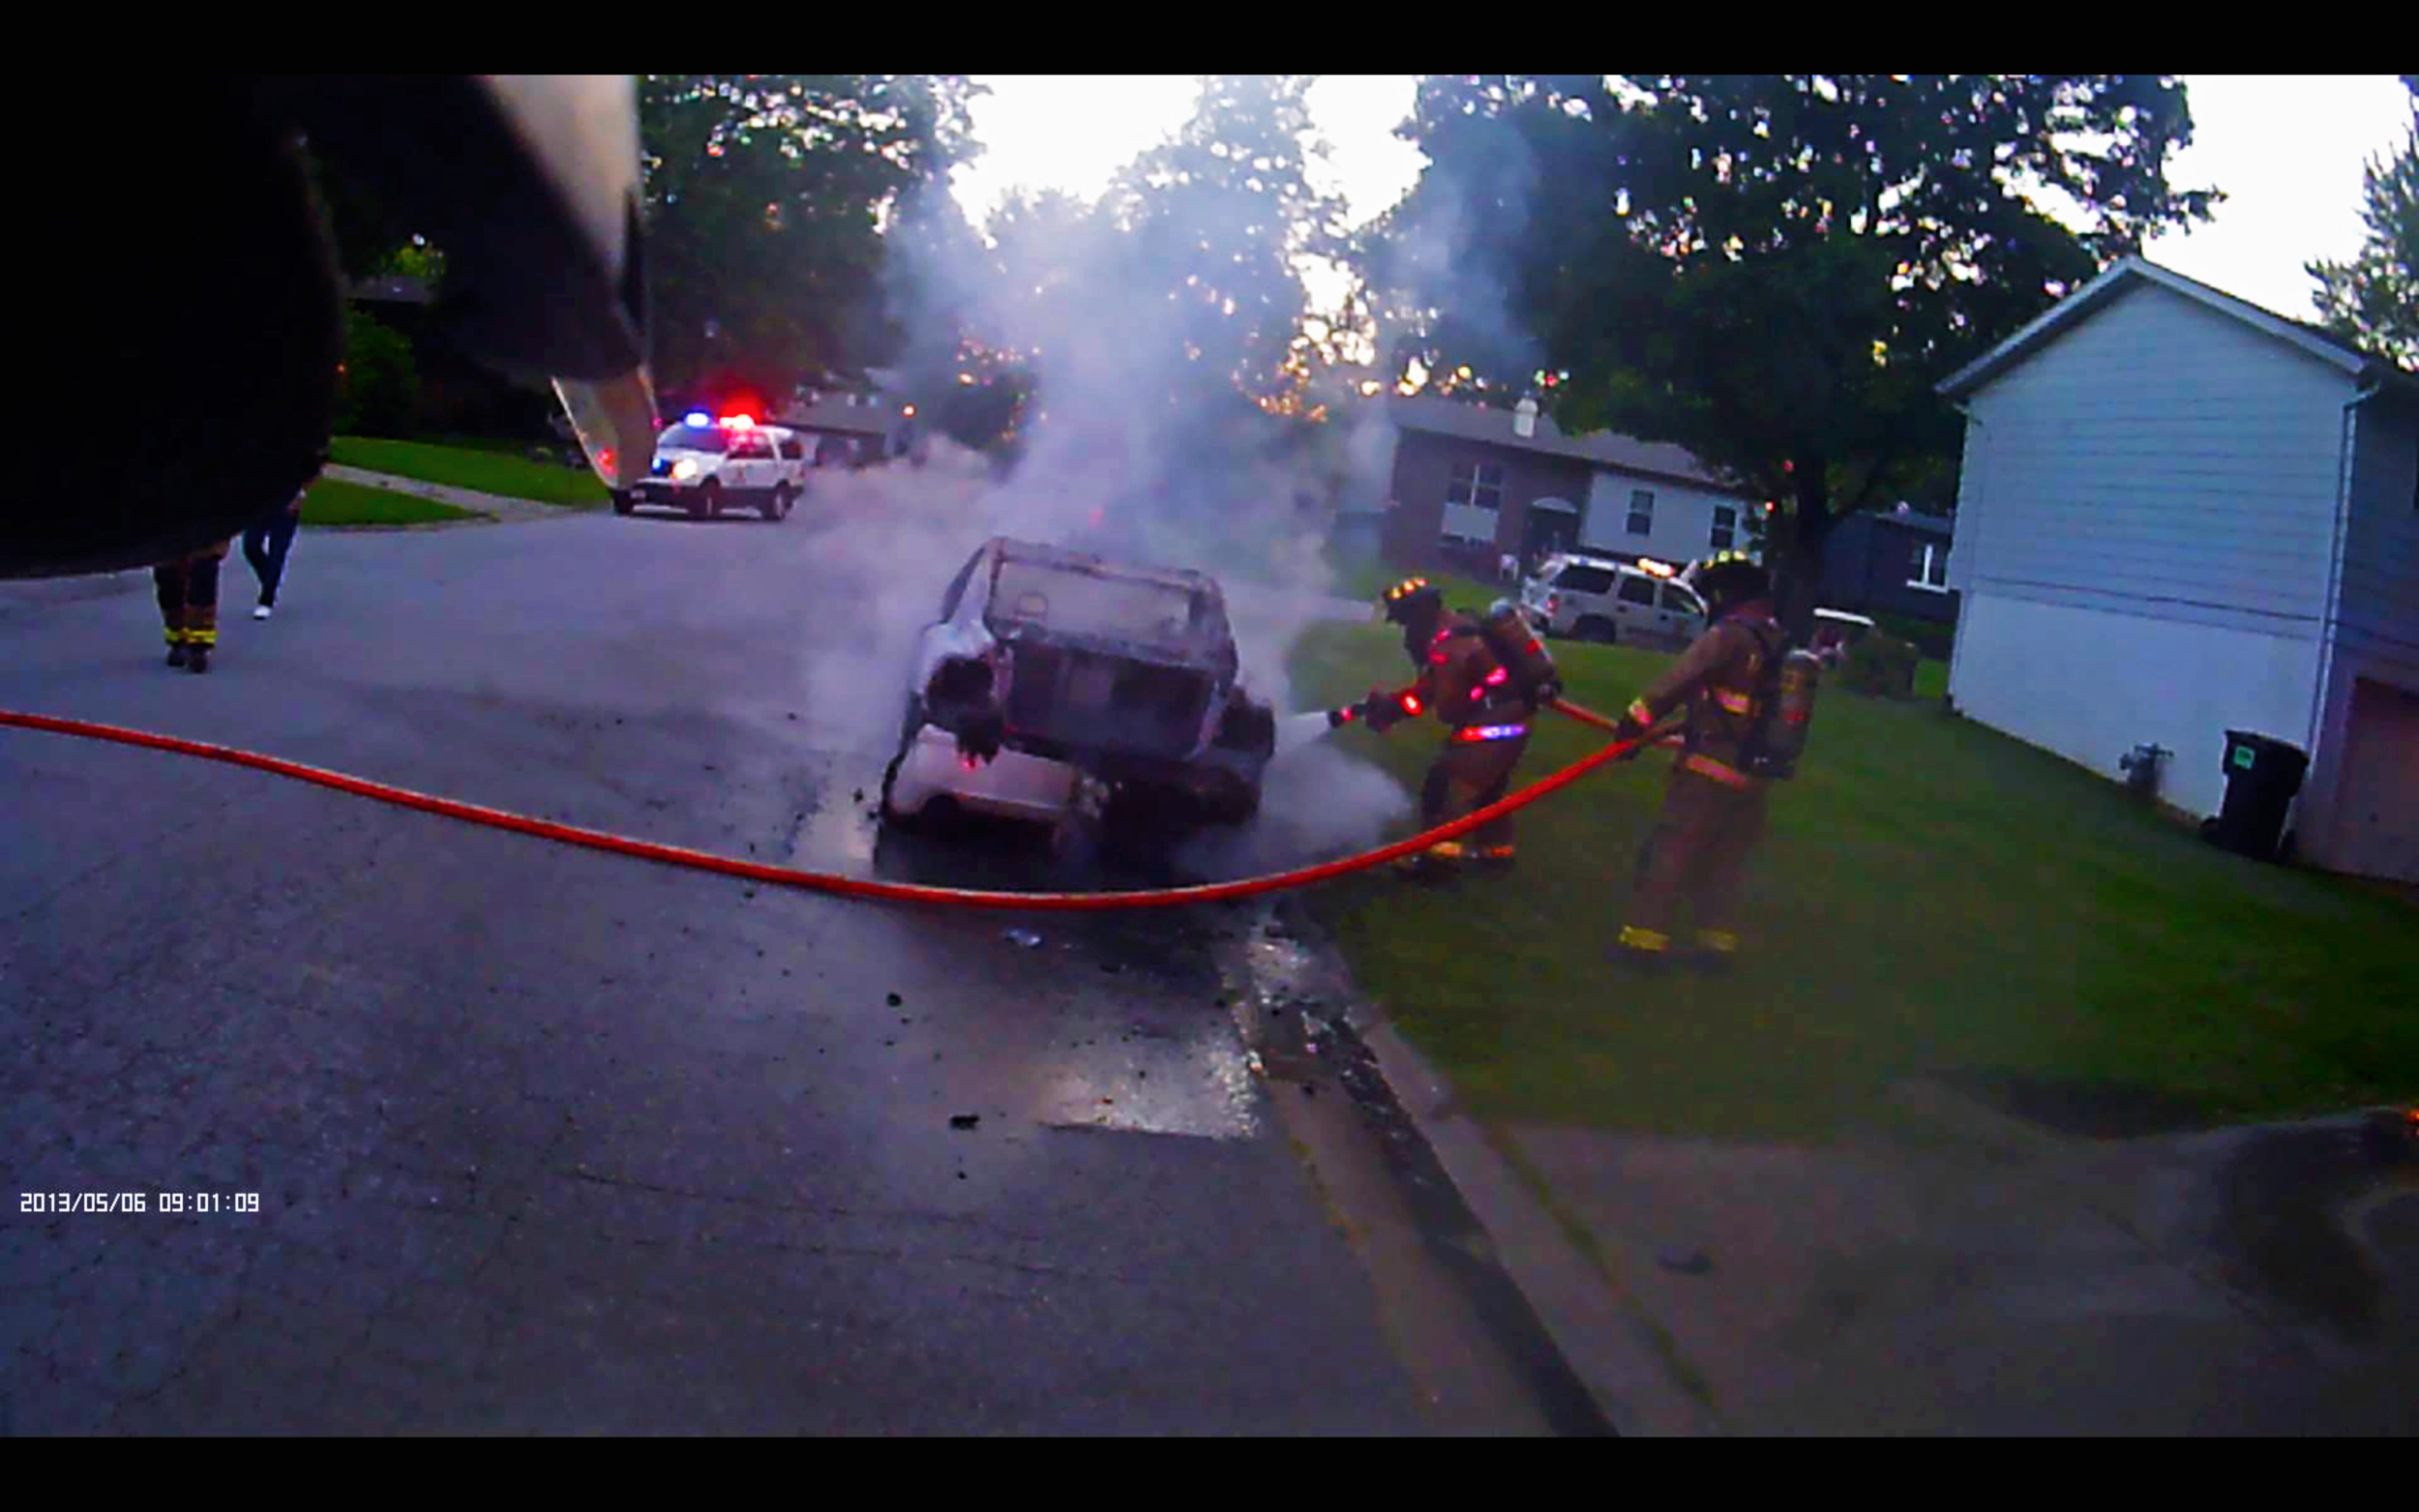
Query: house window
[[1908, 542, 1950, 592], [1448, 460, 1504, 512], [1710, 504, 1737, 550], [1627, 489, 1655, 536]]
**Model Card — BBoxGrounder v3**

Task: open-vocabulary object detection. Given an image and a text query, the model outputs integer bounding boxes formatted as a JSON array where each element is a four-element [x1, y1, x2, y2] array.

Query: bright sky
[[951, 74, 2409, 335]]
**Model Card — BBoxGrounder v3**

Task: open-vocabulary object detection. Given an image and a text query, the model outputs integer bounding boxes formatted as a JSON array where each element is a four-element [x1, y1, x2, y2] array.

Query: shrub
[[1838, 631, 1921, 697], [1871, 608, 1956, 661], [334, 308, 419, 437]]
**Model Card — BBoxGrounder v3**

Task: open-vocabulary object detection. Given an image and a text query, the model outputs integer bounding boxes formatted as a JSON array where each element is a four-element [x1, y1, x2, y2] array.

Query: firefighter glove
[[1360, 692, 1406, 732]]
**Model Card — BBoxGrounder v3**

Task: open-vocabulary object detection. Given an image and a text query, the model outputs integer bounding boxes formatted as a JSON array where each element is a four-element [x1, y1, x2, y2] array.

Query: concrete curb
[[1350, 1012, 1717, 1437]]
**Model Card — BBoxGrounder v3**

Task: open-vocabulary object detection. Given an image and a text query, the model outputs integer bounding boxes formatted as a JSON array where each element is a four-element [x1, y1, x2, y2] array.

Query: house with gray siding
[[1939, 256, 2418, 882], [1816, 508, 1960, 626], [1368, 395, 1762, 577]]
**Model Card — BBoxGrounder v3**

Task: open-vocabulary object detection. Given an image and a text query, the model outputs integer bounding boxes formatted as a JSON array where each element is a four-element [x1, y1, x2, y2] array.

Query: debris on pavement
[[886, 992, 903, 1006], [1657, 1245, 1715, 1276], [1003, 929, 1043, 949], [949, 1113, 980, 1130]]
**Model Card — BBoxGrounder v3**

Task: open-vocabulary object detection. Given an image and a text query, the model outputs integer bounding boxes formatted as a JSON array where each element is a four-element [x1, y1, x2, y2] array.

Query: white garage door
[[2327, 677, 2418, 883]]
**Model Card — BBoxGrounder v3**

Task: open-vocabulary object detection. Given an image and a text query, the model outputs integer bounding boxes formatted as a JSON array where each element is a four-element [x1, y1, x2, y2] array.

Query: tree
[[1371, 75, 2220, 628], [2306, 79, 2416, 371], [1100, 74, 1352, 419], [639, 74, 978, 401], [333, 307, 418, 437]]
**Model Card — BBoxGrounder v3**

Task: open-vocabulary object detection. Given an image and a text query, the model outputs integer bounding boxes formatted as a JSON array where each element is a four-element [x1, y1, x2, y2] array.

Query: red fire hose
[[0, 699, 1669, 913]]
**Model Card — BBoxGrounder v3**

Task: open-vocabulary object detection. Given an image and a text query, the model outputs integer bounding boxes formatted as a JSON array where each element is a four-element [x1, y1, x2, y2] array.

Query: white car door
[[773, 432, 807, 489], [1657, 582, 1704, 646], [1613, 572, 1658, 636], [727, 430, 772, 491]]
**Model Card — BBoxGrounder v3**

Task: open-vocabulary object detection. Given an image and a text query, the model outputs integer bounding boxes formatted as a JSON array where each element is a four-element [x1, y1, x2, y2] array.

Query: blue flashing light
[[683, 410, 710, 428]]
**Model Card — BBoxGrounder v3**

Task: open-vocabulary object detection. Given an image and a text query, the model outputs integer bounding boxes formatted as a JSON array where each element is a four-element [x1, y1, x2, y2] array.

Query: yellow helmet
[[1683, 550, 1769, 608], [1381, 576, 1442, 625]]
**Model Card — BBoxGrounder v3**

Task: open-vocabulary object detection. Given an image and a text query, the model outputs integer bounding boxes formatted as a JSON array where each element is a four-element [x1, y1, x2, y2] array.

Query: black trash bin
[[2200, 729, 2309, 862]]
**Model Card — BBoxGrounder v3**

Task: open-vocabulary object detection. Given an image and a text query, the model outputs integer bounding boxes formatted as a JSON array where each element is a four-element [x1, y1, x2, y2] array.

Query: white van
[[614, 414, 811, 521], [1521, 553, 1707, 649]]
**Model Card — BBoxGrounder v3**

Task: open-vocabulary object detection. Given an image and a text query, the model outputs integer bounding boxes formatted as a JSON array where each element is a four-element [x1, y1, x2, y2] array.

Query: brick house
[[1368, 395, 1761, 577]]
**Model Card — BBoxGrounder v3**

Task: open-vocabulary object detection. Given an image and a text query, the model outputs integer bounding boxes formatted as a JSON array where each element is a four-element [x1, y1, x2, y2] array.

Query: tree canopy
[[638, 74, 980, 402], [2306, 77, 2417, 372], [881, 75, 1350, 461], [1365, 74, 2220, 624]]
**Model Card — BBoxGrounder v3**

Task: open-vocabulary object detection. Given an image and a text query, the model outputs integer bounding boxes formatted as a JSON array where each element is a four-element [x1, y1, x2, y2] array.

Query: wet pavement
[[0, 508, 1559, 1434]]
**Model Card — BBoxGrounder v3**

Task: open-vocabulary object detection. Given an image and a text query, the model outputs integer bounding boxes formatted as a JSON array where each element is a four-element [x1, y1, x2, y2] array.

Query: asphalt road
[[0, 505, 1472, 1435]]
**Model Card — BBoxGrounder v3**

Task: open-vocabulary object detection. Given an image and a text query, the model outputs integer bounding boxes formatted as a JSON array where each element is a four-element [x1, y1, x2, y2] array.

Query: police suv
[[1521, 552, 1708, 649], [613, 412, 810, 522]]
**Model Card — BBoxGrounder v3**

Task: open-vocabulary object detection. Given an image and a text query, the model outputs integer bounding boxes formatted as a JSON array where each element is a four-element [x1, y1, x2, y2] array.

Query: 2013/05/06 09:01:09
[[18, 1193, 260, 1214]]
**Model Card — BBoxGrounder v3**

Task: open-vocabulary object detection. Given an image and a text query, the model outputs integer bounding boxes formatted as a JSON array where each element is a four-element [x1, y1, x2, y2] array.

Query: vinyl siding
[[1951, 282, 2352, 637]]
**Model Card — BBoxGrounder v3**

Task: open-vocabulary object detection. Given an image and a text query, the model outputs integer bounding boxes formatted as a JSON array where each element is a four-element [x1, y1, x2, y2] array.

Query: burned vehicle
[[881, 537, 1276, 832]]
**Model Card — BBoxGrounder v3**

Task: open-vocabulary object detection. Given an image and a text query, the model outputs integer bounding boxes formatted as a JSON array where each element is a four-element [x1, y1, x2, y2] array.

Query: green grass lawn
[[1289, 622, 2416, 1141], [330, 436, 608, 508], [1324, 550, 1517, 609], [299, 479, 478, 526]]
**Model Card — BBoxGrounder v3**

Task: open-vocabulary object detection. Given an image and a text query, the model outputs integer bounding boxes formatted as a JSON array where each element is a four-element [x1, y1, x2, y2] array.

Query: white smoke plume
[[792, 82, 1448, 861]]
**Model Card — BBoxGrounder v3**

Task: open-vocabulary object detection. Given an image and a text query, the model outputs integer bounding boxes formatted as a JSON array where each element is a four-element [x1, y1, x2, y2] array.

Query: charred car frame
[[881, 537, 1276, 831]]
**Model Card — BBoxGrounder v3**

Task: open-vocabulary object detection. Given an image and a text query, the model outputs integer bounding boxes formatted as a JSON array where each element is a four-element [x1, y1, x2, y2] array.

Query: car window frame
[[1616, 574, 1658, 607]]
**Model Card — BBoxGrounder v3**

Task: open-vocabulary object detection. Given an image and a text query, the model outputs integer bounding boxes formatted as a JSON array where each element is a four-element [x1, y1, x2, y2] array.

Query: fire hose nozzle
[[1328, 704, 1357, 728]]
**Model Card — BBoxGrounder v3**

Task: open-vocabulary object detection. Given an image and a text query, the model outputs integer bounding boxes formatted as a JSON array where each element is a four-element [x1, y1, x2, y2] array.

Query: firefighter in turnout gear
[[154, 537, 233, 673], [1613, 551, 1785, 969], [1341, 578, 1550, 874]]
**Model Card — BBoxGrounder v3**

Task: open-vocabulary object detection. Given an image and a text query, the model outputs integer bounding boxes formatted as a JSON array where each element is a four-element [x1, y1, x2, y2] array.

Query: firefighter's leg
[[1689, 786, 1769, 964], [1398, 750, 1456, 873], [1426, 739, 1513, 867], [1618, 773, 1715, 966], [1465, 735, 1527, 864], [183, 550, 223, 672], [154, 561, 189, 665]]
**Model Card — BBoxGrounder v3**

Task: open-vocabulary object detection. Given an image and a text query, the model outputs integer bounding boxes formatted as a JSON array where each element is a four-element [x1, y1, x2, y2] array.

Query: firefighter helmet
[[1381, 577, 1443, 626], [1684, 550, 1771, 611]]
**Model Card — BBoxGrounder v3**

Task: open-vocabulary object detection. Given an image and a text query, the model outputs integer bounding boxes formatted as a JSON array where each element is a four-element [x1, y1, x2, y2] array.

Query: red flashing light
[[1401, 694, 1423, 716], [721, 414, 755, 430], [598, 449, 615, 470]]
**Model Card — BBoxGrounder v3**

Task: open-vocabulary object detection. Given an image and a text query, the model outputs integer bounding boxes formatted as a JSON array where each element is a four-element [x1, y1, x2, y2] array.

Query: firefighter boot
[[1609, 925, 1672, 976], [187, 645, 210, 674], [1690, 929, 1740, 975], [164, 635, 188, 668], [1397, 840, 1467, 881]]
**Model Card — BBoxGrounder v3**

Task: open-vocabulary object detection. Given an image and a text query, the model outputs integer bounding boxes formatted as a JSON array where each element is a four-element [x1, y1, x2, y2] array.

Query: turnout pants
[[1419, 732, 1529, 857], [154, 543, 229, 647], [1622, 766, 1769, 954]]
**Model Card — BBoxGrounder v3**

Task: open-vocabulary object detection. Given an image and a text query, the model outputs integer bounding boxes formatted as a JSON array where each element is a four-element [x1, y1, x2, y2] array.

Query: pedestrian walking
[[244, 475, 312, 618]]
